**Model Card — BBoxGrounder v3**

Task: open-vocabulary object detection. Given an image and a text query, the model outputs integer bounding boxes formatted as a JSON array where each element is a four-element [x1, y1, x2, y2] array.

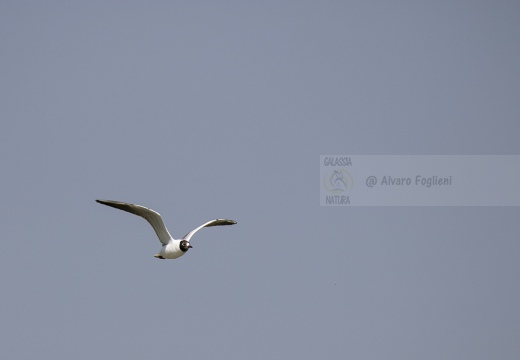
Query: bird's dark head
[[180, 240, 193, 252]]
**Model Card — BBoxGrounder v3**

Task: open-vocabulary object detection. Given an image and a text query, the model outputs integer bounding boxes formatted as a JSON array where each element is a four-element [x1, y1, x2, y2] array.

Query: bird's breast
[[160, 240, 186, 259]]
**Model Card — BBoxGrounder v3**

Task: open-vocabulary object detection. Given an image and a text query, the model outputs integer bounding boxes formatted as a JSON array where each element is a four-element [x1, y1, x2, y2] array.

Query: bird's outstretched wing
[[182, 219, 237, 242], [96, 199, 172, 245]]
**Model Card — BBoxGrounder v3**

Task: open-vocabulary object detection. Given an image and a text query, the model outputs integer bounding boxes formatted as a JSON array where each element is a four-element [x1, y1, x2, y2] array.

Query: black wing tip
[[96, 199, 117, 205], [217, 219, 237, 225], [95, 199, 132, 209], [202, 219, 237, 228], [96, 199, 126, 205]]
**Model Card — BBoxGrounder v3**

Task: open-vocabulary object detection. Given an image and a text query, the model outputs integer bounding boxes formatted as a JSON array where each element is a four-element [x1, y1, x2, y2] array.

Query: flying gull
[[96, 199, 236, 259]]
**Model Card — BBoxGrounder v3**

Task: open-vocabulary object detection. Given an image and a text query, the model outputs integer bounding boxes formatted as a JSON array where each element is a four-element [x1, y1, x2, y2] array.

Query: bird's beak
[[188, 244, 193, 248]]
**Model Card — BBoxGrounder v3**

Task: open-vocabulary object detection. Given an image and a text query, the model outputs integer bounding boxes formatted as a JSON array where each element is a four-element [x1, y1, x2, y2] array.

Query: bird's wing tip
[[215, 219, 237, 225]]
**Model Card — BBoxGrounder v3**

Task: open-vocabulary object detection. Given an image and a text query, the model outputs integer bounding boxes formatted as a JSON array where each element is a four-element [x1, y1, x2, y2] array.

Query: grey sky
[[1, 1, 520, 359]]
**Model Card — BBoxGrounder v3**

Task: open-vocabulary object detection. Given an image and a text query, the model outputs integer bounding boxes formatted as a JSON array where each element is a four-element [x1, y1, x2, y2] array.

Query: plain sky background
[[1, 1, 520, 359]]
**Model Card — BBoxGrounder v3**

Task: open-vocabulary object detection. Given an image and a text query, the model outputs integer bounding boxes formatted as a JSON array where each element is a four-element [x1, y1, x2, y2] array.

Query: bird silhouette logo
[[322, 169, 353, 194]]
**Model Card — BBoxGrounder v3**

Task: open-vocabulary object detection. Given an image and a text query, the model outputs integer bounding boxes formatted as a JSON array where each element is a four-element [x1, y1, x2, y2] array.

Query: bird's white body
[[96, 199, 236, 260], [158, 240, 186, 259]]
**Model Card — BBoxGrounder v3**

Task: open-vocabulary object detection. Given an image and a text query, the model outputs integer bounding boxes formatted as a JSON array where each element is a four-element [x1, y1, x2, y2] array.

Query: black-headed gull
[[96, 199, 237, 259]]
